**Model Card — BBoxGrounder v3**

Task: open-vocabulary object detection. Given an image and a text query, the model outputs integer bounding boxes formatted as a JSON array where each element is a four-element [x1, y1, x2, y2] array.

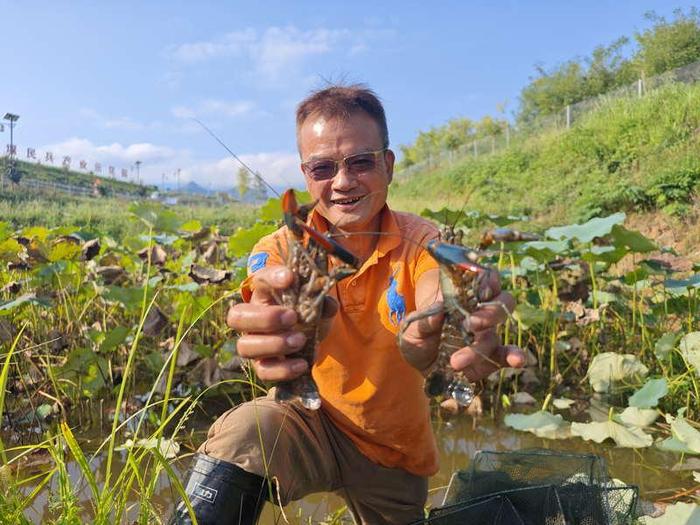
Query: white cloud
[[189, 151, 302, 189], [42, 138, 177, 164], [171, 99, 256, 120], [168, 25, 391, 81], [35, 136, 301, 190], [79, 108, 161, 131]]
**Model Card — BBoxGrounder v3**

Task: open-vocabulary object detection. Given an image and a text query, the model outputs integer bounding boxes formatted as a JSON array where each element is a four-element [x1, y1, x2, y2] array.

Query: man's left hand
[[400, 267, 525, 381]]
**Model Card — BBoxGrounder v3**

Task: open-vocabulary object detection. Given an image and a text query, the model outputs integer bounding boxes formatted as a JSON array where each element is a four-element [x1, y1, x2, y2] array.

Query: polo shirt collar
[[307, 204, 402, 271]]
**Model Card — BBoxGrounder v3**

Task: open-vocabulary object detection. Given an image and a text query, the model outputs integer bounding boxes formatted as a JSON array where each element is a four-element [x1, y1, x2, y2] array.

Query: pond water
[[14, 408, 690, 524]]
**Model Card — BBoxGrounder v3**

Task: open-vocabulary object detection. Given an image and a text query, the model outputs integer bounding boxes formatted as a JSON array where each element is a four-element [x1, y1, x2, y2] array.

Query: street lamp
[[2, 113, 19, 187], [134, 160, 142, 186]]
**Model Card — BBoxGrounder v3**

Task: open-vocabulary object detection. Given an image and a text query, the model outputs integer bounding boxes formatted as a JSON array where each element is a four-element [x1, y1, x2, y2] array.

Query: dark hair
[[296, 84, 389, 149]]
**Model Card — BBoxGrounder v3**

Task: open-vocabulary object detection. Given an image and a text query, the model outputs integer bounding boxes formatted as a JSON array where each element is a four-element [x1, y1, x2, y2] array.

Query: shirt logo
[[386, 268, 406, 325], [193, 482, 218, 504], [247, 252, 269, 273]]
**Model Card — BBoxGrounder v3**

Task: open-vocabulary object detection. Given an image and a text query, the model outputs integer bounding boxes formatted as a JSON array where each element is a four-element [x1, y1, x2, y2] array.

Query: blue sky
[[1, 1, 695, 189]]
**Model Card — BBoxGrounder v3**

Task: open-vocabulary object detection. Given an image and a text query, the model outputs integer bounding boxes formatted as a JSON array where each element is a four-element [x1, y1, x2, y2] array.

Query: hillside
[[389, 81, 700, 258], [4, 158, 155, 197]]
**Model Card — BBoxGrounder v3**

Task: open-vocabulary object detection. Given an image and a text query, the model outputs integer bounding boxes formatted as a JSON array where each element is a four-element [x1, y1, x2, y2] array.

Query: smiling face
[[298, 111, 395, 233]]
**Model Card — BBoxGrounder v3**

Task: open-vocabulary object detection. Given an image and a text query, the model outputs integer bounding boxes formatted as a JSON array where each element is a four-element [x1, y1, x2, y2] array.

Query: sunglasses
[[301, 148, 387, 181]]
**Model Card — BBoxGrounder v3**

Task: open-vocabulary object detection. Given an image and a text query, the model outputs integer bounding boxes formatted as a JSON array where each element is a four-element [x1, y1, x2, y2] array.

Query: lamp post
[[135, 160, 142, 186], [3, 113, 19, 188]]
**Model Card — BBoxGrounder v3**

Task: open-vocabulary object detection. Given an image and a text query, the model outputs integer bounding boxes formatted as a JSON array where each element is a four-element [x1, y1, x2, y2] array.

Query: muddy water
[[17, 414, 690, 524]]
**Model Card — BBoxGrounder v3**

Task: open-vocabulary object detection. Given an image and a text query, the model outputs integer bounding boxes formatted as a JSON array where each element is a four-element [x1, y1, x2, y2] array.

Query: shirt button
[[351, 281, 358, 287]]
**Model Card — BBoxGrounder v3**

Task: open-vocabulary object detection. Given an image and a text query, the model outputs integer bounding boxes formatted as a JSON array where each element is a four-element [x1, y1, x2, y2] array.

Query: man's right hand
[[226, 265, 338, 382]]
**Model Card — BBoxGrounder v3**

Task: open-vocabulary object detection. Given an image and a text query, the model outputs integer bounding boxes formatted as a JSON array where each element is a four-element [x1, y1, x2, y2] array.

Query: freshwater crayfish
[[272, 189, 358, 410], [400, 239, 502, 407]]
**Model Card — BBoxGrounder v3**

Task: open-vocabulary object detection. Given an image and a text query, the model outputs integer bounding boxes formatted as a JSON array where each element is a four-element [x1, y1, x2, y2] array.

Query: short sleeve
[[412, 228, 439, 284], [239, 229, 286, 302]]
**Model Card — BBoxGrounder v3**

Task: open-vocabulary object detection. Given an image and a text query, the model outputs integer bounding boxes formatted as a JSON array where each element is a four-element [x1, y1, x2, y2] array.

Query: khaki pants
[[199, 389, 428, 524]]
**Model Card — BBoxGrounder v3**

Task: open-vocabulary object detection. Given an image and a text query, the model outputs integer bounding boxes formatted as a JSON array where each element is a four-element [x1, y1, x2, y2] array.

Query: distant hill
[[4, 158, 155, 197]]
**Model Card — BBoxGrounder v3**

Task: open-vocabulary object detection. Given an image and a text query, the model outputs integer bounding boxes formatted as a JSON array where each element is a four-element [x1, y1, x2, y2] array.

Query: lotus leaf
[[129, 202, 183, 233], [581, 245, 628, 264], [503, 410, 571, 439], [664, 275, 700, 297], [610, 225, 657, 252], [513, 303, 548, 328], [571, 420, 653, 448], [228, 222, 278, 258], [545, 212, 625, 243], [553, 398, 576, 409], [179, 219, 202, 233], [588, 352, 648, 393], [637, 502, 700, 524], [617, 407, 659, 427], [518, 240, 570, 262], [628, 378, 668, 408], [679, 332, 700, 377], [0, 238, 22, 261], [99, 326, 130, 353], [654, 333, 678, 361], [657, 410, 700, 454]]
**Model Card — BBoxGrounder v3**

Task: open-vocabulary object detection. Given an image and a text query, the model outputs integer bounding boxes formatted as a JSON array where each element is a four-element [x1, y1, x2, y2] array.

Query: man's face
[[298, 112, 394, 233]]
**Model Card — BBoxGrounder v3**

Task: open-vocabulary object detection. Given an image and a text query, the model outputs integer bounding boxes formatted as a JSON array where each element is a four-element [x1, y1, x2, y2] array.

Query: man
[[172, 85, 524, 525]]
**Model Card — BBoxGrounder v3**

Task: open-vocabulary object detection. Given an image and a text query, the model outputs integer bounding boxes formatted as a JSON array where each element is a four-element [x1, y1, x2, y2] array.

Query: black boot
[[170, 453, 270, 525]]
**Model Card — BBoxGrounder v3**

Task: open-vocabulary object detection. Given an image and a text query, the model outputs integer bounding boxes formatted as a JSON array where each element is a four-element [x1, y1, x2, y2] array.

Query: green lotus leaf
[[504, 411, 571, 439], [610, 225, 657, 253], [581, 245, 628, 264], [655, 333, 678, 361], [228, 222, 278, 258], [628, 378, 668, 409], [129, 202, 182, 233], [545, 212, 625, 243], [513, 303, 548, 328], [0, 238, 22, 262], [519, 240, 570, 262]]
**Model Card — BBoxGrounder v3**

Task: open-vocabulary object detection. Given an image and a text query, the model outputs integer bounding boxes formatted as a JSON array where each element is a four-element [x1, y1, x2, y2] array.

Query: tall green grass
[[390, 82, 700, 225]]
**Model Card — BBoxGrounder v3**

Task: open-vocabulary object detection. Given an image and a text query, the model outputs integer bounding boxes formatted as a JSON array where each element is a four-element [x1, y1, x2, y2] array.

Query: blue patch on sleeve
[[247, 252, 269, 273]]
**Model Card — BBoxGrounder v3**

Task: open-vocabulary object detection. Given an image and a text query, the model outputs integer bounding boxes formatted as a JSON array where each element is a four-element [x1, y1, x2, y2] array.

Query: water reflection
[[13, 413, 690, 523]]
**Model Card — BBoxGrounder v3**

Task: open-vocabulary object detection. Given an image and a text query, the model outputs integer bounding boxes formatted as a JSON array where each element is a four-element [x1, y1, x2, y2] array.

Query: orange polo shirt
[[241, 205, 440, 476]]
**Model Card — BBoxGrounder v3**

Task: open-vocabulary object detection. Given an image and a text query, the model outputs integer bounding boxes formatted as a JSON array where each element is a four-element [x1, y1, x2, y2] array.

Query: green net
[[412, 450, 639, 525]]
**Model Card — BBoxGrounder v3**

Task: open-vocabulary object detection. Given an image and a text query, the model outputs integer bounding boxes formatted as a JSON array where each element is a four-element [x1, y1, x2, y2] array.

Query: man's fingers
[[226, 303, 297, 332], [237, 331, 306, 359], [466, 292, 516, 332], [249, 266, 294, 304], [450, 329, 525, 382], [252, 357, 308, 382], [478, 268, 502, 301]]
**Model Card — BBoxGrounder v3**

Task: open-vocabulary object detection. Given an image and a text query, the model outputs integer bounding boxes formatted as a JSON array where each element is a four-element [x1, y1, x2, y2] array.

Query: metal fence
[[7, 175, 143, 200], [395, 58, 700, 179]]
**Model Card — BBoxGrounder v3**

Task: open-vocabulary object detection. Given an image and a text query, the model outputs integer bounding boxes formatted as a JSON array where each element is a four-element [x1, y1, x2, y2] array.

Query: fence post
[[472, 141, 477, 158], [566, 105, 571, 129], [637, 78, 642, 98]]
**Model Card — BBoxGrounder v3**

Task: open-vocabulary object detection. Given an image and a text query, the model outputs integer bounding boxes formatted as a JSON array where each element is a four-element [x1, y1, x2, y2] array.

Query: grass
[[0, 188, 257, 238], [390, 82, 700, 228]]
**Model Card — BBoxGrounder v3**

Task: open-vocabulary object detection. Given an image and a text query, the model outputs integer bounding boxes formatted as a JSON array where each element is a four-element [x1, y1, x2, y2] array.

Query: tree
[[237, 167, 250, 199], [634, 8, 700, 77], [252, 174, 267, 201]]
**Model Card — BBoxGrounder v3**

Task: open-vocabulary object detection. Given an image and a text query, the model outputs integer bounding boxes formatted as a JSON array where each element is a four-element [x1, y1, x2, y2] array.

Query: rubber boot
[[170, 453, 270, 525]]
